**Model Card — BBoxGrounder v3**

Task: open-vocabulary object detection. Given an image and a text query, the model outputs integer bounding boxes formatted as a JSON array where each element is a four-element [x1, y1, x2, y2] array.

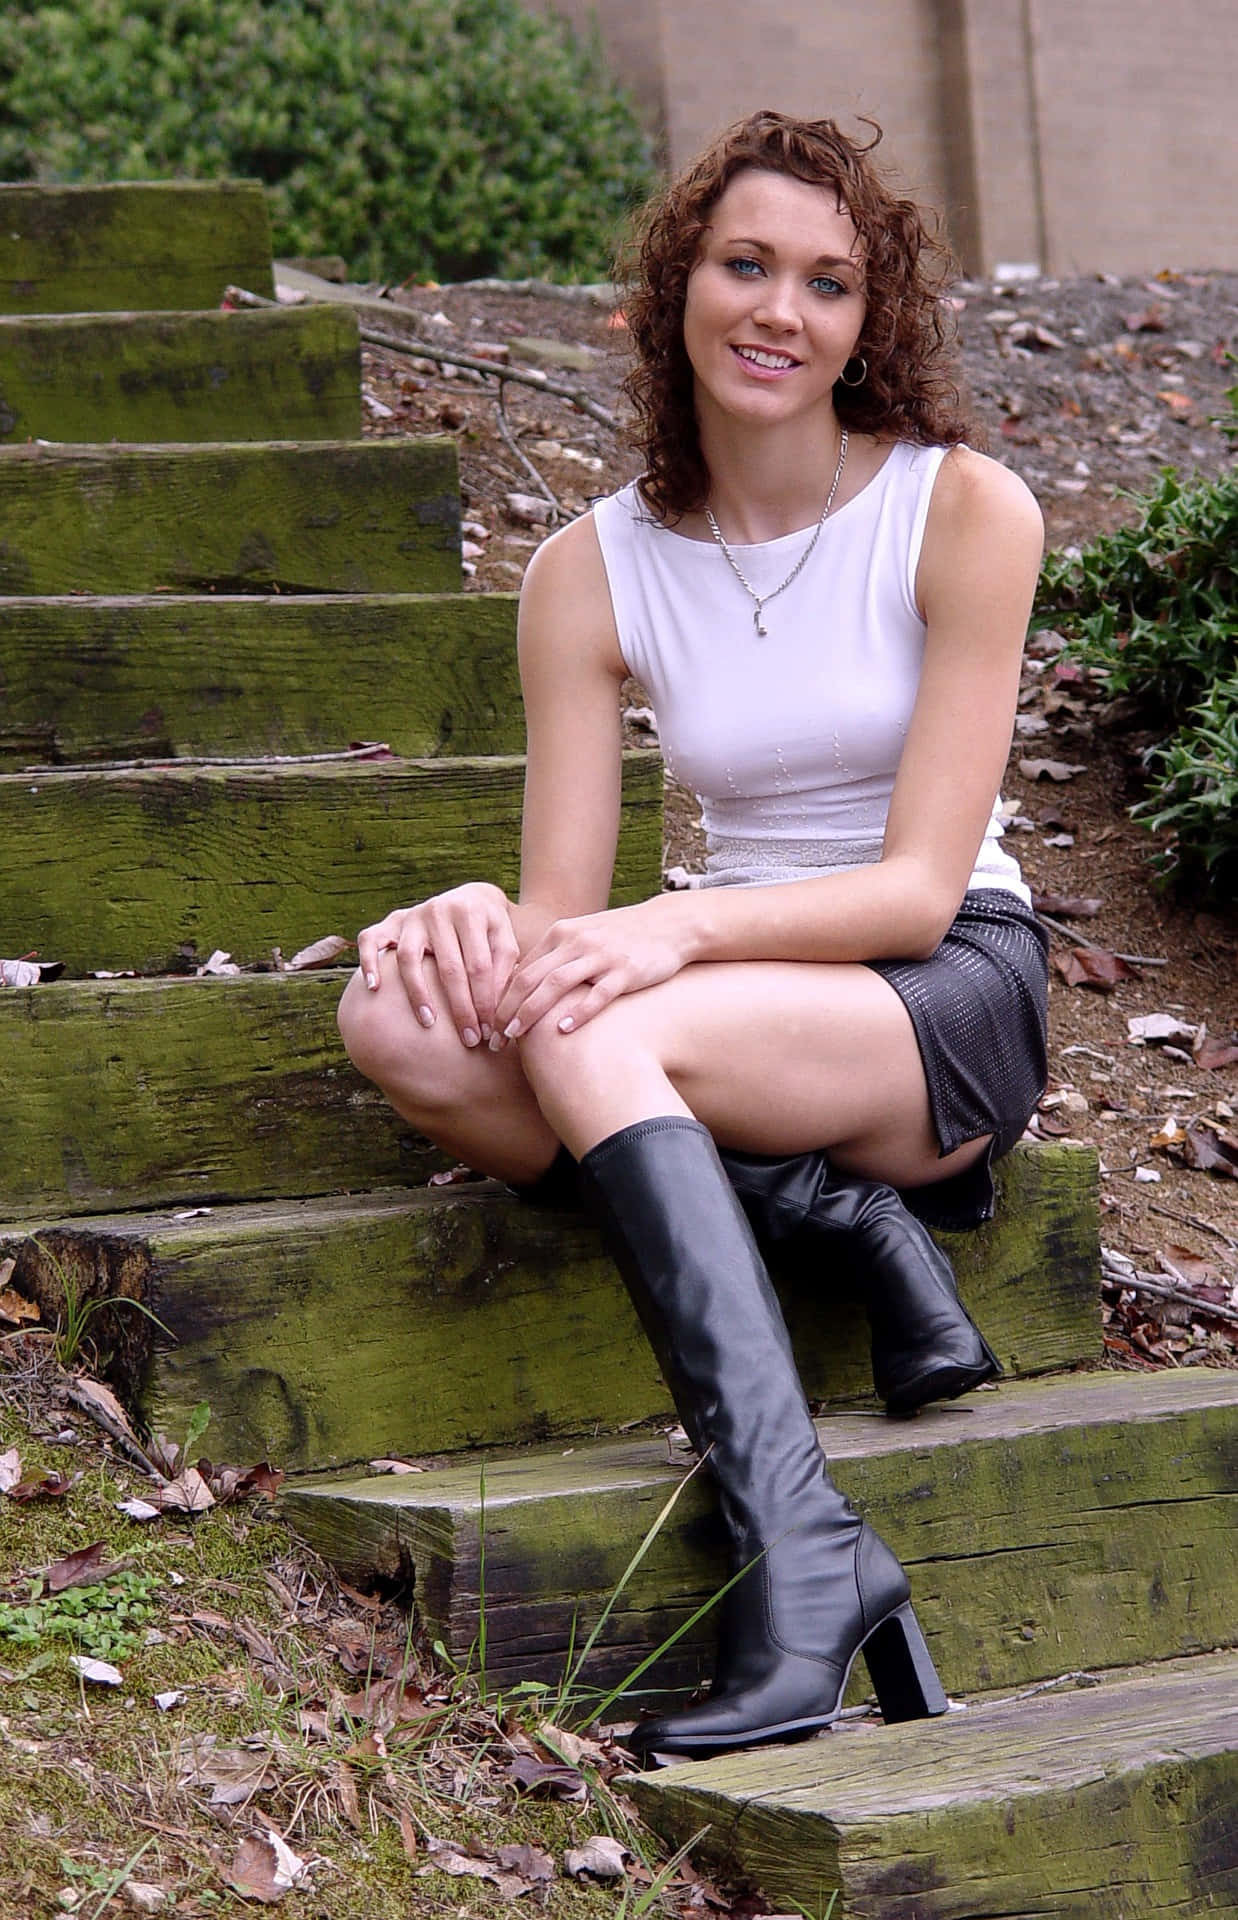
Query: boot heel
[[861, 1602, 948, 1722]]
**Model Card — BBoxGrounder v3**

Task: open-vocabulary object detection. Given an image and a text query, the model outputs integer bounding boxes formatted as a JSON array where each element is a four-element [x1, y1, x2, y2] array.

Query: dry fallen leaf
[[69, 1654, 124, 1686], [196, 949, 241, 976], [8, 1467, 75, 1502], [1032, 892, 1103, 918], [564, 1835, 631, 1881], [1053, 947, 1138, 991], [1180, 1123, 1238, 1179], [1019, 758, 1088, 782], [158, 1467, 215, 1515], [1157, 1246, 1222, 1288], [117, 1497, 163, 1522], [1128, 1013, 1200, 1047], [506, 1752, 588, 1799], [0, 1286, 40, 1327], [225, 1830, 308, 1903], [0, 958, 41, 987], [0, 1447, 21, 1493], [285, 934, 353, 970], [45, 1540, 123, 1593], [369, 1457, 426, 1475], [178, 1733, 276, 1806], [1195, 1033, 1238, 1072]]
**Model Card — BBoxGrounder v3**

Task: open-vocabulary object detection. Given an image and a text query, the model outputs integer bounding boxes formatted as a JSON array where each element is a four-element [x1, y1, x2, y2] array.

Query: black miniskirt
[[867, 887, 1049, 1231]]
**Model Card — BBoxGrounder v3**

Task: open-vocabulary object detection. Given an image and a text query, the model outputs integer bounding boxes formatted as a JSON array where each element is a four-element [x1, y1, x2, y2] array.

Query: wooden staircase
[[1, 182, 1234, 1918]]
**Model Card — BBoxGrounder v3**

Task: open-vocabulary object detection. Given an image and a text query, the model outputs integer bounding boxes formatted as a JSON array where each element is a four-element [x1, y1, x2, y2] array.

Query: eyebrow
[[719, 236, 860, 271]]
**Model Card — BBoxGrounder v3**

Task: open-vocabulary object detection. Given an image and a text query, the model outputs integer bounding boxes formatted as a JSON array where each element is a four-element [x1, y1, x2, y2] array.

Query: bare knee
[[337, 967, 463, 1113]]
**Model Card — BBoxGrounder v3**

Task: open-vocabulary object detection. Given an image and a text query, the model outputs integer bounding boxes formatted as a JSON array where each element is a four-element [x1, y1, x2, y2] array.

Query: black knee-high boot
[[578, 1115, 946, 1764], [718, 1149, 1001, 1417]]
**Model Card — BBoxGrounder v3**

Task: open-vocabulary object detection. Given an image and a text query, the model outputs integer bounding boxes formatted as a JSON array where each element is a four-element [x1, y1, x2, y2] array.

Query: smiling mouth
[[733, 345, 799, 371]]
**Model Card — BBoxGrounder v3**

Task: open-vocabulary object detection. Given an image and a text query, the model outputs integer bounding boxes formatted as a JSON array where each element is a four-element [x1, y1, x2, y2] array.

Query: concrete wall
[[546, 0, 1238, 275]]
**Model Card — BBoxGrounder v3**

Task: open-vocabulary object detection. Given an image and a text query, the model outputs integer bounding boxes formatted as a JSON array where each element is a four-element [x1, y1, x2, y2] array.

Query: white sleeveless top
[[591, 441, 1029, 904]]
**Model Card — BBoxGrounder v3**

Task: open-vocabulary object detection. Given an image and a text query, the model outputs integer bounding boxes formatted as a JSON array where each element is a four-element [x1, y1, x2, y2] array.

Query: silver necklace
[[704, 429, 849, 637]]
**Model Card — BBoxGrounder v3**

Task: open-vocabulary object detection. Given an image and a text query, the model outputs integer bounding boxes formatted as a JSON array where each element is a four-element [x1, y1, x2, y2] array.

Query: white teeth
[[736, 347, 797, 370]]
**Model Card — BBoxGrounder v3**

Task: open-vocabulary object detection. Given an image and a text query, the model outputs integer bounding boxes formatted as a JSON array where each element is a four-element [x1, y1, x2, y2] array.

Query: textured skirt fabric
[[867, 888, 1049, 1230]]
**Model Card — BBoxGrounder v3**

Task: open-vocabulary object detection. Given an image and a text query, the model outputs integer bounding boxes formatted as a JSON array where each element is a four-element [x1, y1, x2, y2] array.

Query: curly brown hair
[[619, 109, 975, 520]]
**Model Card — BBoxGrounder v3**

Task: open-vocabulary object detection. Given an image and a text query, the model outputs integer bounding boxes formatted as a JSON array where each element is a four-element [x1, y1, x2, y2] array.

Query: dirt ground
[[351, 265, 1238, 1362]]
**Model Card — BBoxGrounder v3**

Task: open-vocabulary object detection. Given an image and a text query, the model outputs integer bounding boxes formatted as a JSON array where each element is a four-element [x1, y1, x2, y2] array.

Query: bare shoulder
[[931, 443, 1044, 552], [518, 508, 625, 680], [520, 508, 608, 601]]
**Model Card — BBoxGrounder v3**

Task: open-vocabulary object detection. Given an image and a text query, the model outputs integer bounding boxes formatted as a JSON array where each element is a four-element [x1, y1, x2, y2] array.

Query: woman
[[338, 110, 1048, 1764]]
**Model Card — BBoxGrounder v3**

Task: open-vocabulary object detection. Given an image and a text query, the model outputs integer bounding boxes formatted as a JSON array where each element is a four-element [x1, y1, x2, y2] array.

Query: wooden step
[[0, 972, 445, 1221], [0, 440, 460, 594], [281, 1371, 1236, 1704], [0, 182, 274, 314], [0, 306, 360, 444], [624, 1650, 1238, 1918], [0, 750, 662, 973], [0, 593, 522, 766], [0, 1144, 1098, 1470]]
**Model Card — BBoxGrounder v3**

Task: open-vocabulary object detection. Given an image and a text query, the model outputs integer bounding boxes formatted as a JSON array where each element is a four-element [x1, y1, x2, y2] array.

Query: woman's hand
[[491, 896, 694, 1046], [356, 883, 523, 1048]]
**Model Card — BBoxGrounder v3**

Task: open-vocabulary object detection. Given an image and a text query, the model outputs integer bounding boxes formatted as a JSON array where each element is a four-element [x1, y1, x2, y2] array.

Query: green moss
[[0, 751, 662, 974], [0, 305, 359, 443], [0, 438, 461, 595], [0, 591, 523, 768], [0, 180, 274, 313]]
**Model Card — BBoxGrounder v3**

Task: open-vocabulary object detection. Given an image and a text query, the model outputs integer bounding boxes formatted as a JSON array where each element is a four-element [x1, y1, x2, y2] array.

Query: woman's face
[[682, 168, 866, 434]]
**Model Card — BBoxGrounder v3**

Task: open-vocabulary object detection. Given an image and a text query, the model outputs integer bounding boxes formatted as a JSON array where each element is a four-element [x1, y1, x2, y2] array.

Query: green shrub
[[1036, 449, 1238, 899], [0, 0, 656, 282]]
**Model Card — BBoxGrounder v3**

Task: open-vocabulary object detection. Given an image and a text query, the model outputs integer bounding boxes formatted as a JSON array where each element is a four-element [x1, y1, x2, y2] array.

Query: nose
[[751, 275, 804, 334]]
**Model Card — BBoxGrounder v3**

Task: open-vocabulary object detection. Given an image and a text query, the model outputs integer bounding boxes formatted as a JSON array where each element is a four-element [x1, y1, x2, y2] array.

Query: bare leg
[[340, 951, 986, 1191], [515, 958, 986, 1188]]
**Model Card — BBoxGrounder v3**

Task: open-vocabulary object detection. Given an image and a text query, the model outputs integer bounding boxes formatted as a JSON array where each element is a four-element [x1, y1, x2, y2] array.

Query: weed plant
[[0, 0, 657, 282], [0, 1569, 161, 1663], [1036, 403, 1238, 898]]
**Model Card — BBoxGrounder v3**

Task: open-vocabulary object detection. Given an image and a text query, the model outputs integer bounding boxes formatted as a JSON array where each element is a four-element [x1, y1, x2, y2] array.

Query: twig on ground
[[1149, 1201, 1238, 1253], [436, 276, 617, 308], [1101, 1253, 1238, 1325], [494, 385, 565, 521], [64, 1378, 165, 1479], [225, 287, 620, 431], [1035, 910, 1168, 965]]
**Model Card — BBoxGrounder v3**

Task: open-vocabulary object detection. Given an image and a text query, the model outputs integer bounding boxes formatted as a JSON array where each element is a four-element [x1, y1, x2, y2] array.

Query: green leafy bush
[[1036, 447, 1237, 899], [0, 0, 656, 282]]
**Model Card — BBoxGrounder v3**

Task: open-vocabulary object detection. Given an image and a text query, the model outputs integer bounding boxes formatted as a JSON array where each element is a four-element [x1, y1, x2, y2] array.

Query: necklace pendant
[[754, 610, 767, 637]]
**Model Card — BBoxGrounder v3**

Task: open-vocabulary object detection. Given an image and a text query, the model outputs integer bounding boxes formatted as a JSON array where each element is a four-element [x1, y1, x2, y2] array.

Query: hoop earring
[[839, 354, 868, 388]]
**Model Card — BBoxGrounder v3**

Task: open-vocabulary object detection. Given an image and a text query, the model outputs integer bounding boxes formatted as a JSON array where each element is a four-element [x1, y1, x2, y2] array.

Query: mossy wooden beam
[[281, 1371, 1238, 1705], [0, 1144, 1094, 1461], [0, 182, 274, 314], [0, 750, 662, 972], [0, 439, 460, 594], [0, 593, 522, 765], [0, 306, 360, 444], [625, 1651, 1238, 1917], [0, 972, 449, 1220]]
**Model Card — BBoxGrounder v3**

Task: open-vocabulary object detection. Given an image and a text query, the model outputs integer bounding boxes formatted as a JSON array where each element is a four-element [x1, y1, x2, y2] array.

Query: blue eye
[[726, 256, 763, 277], [811, 275, 847, 296]]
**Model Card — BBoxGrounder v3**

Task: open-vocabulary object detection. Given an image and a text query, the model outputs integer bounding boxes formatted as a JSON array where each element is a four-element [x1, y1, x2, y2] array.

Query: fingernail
[[365, 971, 379, 991], [558, 1015, 575, 1033], [488, 1033, 505, 1052], [417, 1004, 435, 1028], [480, 1023, 491, 1042], [462, 1027, 479, 1048], [504, 1019, 521, 1040]]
